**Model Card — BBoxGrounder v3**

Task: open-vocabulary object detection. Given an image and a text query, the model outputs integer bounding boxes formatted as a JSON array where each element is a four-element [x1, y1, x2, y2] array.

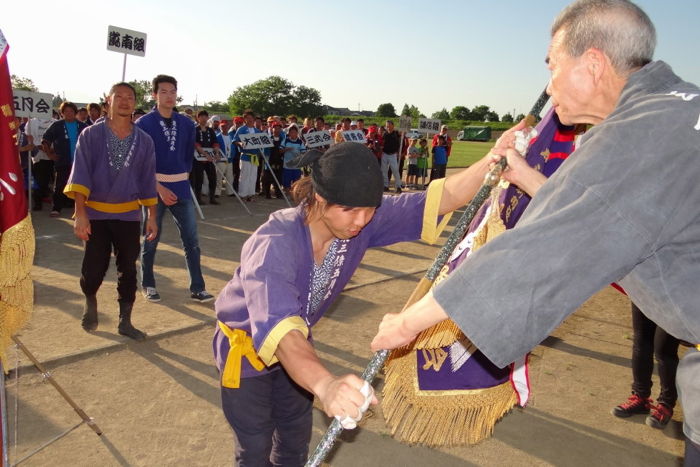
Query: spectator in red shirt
[[432, 124, 453, 157]]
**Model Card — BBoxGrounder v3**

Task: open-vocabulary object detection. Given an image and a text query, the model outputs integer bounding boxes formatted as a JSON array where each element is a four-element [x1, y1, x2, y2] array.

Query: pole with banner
[[1, 29, 36, 467], [238, 133, 292, 207], [397, 116, 412, 186], [11, 90, 53, 212], [196, 148, 252, 215], [106, 25, 147, 81]]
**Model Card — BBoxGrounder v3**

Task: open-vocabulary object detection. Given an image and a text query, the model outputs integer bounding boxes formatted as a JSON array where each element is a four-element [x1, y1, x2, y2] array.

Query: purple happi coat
[[214, 192, 427, 378], [64, 121, 157, 221]]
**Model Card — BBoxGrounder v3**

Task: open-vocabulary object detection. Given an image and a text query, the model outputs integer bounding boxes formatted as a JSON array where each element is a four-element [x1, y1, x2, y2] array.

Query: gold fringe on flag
[[382, 184, 518, 446], [0, 215, 35, 365], [411, 187, 507, 351], [382, 347, 518, 446]]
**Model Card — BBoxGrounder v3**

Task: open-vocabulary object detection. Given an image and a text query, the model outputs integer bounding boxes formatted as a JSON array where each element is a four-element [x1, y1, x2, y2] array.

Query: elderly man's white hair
[[552, 0, 656, 76]]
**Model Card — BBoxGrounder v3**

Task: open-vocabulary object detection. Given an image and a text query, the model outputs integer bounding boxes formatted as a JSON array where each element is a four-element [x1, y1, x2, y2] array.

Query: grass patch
[[446, 141, 495, 167]]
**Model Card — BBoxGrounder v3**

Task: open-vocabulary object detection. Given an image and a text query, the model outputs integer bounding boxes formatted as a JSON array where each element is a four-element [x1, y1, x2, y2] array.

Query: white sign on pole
[[107, 25, 147, 57], [194, 148, 224, 162], [399, 116, 412, 132], [239, 133, 274, 150], [304, 130, 333, 149], [341, 130, 366, 143], [418, 118, 441, 134], [12, 90, 54, 119]]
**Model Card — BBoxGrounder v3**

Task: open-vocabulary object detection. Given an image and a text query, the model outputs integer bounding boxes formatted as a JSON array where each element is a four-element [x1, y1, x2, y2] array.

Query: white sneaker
[[143, 287, 161, 302]]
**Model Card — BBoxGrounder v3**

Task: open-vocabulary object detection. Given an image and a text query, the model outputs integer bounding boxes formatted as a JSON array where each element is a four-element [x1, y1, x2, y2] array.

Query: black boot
[[118, 302, 146, 341], [81, 295, 98, 331], [209, 195, 219, 205]]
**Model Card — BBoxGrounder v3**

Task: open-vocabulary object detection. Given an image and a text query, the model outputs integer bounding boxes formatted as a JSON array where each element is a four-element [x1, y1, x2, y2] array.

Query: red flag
[[0, 34, 26, 231], [0, 28, 35, 367]]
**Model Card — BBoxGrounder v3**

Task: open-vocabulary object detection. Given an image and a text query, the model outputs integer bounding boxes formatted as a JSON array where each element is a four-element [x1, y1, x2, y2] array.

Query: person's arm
[[435, 154, 492, 214], [374, 132, 659, 368], [276, 330, 375, 419], [436, 119, 537, 214], [209, 129, 221, 160], [156, 182, 178, 206], [491, 148, 547, 197], [41, 122, 59, 161], [185, 120, 195, 173], [73, 193, 91, 241], [371, 290, 447, 351], [145, 205, 158, 241]]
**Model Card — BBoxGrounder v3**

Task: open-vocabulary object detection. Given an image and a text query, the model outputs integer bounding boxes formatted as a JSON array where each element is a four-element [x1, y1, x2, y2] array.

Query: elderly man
[[371, 0, 700, 464]]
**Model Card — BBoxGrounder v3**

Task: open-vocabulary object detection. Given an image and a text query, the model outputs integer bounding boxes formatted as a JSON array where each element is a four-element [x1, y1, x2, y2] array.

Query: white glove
[[335, 381, 373, 430], [513, 128, 538, 156]]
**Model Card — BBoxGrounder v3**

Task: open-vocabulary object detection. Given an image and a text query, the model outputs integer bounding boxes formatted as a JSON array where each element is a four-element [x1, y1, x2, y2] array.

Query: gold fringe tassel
[[382, 185, 516, 446], [0, 215, 36, 364], [382, 349, 517, 446], [412, 187, 507, 350], [413, 319, 465, 349]]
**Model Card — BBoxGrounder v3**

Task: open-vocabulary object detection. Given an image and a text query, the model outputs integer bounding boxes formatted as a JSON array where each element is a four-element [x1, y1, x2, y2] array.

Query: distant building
[[323, 105, 374, 117]]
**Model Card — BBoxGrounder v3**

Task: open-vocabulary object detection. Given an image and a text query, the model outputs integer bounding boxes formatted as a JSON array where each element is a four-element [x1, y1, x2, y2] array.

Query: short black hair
[[315, 116, 325, 123], [59, 101, 78, 114], [152, 74, 177, 94], [197, 110, 209, 118], [243, 109, 255, 118], [109, 81, 136, 97]]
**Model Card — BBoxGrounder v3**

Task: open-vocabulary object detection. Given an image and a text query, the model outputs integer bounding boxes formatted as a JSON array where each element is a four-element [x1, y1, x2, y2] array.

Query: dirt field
[[3, 179, 686, 466]]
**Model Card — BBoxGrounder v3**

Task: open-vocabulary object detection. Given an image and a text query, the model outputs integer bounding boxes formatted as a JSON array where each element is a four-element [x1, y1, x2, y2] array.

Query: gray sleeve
[[433, 173, 650, 369]]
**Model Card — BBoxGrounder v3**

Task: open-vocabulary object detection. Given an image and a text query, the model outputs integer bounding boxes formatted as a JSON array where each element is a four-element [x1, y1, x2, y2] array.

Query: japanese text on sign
[[304, 130, 333, 148], [12, 90, 54, 119], [107, 25, 147, 57], [239, 133, 274, 149], [341, 130, 366, 143], [418, 118, 441, 134], [194, 148, 223, 162]]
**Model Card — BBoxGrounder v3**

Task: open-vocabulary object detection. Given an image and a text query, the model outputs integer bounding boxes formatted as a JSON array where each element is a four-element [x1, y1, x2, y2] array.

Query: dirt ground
[[3, 176, 686, 466]]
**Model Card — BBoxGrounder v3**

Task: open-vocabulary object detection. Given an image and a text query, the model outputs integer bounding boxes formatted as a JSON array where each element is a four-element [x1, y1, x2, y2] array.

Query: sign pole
[[398, 130, 405, 188], [26, 151, 31, 213], [1, 360, 8, 467], [121, 53, 127, 82], [259, 149, 291, 207]]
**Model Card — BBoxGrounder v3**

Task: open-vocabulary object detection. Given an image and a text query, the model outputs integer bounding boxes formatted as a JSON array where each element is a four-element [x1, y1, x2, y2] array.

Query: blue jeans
[[141, 199, 205, 293]]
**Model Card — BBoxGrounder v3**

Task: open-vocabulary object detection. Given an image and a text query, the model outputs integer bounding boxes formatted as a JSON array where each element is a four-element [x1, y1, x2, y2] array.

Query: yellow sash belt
[[218, 321, 265, 388], [85, 199, 140, 213]]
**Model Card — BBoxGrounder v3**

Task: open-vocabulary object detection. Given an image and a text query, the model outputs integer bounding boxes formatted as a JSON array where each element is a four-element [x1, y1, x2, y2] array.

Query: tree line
[[11, 74, 525, 123]]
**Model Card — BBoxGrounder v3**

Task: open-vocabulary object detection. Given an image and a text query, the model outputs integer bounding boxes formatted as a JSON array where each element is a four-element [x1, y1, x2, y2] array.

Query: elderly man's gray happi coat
[[433, 61, 700, 442]]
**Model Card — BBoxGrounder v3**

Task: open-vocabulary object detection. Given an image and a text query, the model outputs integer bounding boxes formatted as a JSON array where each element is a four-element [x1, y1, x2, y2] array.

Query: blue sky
[[4, 0, 700, 118]]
